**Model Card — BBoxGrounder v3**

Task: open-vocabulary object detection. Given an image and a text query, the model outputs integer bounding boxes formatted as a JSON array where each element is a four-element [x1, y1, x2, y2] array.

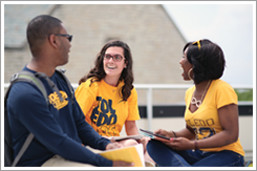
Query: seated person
[[75, 40, 154, 165], [147, 39, 245, 167], [6, 15, 132, 167]]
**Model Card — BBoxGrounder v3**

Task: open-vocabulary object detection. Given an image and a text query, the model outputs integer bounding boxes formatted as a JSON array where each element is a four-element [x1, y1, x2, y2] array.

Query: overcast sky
[[163, 2, 255, 86]]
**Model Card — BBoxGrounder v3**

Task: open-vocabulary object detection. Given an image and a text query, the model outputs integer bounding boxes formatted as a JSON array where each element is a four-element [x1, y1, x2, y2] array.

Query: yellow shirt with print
[[75, 78, 140, 137], [184, 79, 245, 156]]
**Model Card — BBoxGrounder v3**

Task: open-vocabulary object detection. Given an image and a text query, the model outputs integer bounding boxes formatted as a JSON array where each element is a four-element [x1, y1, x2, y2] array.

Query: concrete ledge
[[138, 103, 253, 118]]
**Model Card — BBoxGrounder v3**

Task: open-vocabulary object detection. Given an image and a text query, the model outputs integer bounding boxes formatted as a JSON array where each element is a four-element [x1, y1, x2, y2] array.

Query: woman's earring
[[188, 68, 193, 80]]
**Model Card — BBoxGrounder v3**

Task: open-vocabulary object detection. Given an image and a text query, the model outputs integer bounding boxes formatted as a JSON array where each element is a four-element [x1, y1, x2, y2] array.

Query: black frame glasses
[[55, 34, 73, 42]]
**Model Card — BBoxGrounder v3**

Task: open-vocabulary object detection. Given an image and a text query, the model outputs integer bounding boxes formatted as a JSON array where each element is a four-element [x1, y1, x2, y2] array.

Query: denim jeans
[[147, 140, 244, 167]]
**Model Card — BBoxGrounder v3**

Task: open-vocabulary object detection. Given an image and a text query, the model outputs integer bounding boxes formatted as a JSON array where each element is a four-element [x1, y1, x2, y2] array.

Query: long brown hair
[[79, 40, 134, 101]]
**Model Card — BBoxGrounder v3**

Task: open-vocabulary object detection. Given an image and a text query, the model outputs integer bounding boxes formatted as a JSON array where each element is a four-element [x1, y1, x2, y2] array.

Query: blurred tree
[[235, 89, 253, 101]]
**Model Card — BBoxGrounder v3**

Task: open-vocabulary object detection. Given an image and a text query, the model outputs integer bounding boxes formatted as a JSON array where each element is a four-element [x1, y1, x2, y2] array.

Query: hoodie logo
[[48, 91, 68, 110]]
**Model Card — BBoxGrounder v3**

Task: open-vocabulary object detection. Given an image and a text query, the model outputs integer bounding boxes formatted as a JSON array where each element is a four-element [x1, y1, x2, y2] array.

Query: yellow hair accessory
[[193, 40, 201, 50]]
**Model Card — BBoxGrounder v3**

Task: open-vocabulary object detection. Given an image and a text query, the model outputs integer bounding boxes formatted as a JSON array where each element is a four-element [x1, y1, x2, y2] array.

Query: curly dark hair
[[79, 40, 134, 101], [183, 39, 226, 84]]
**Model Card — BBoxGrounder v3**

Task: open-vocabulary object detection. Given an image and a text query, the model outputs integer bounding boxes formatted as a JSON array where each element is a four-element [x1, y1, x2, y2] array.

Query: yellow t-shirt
[[75, 78, 140, 136], [184, 79, 244, 156]]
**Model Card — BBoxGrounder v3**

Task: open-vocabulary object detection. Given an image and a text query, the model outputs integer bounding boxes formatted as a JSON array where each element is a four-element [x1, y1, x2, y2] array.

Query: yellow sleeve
[[75, 81, 96, 117], [126, 88, 140, 121], [216, 81, 238, 109]]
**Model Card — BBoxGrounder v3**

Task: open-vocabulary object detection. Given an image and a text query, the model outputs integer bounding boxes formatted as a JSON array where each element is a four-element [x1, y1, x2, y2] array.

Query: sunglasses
[[104, 54, 124, 62], [55, 34, 73, 42]]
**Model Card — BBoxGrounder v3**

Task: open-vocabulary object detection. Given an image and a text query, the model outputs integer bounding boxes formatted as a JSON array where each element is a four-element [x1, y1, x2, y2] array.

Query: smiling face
[[179, 48, 193, 81], [103, 46, 127, 84]]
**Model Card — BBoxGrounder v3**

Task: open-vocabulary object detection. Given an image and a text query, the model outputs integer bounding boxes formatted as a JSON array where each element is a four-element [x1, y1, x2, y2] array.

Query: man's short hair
[[26, 15, 62, 56]]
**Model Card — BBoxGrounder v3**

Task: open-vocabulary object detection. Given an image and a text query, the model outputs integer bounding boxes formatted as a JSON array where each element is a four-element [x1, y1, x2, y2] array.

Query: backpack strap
[[5, 69, 73, 166], [55, 69, 75, 101], [5, 71, 47, 166], [10, 70, 67, 103], [34, 72, 64, 102], [5, 71, 54, 166], [11, 133, 34, 167], [4, 84, 15, 166], [10, 71, 49, 103]]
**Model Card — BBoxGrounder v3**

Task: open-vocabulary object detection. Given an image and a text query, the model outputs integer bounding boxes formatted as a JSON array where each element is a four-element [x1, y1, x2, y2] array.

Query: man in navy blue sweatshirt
[[6, 15, 133, 167]]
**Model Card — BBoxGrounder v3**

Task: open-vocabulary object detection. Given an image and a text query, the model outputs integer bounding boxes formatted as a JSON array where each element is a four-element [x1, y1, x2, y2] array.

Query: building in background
[[4, 4, 188, 105]]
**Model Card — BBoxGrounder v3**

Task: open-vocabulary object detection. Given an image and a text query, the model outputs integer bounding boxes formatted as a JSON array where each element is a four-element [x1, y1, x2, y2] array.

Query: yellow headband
[[193, 40, 201, 50]]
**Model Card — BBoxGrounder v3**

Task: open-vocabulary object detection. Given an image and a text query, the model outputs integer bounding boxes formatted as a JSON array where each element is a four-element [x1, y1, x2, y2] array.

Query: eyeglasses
[[193, 40, 201, 50], [55, 34, 73, 42], [104, 54, 124, 62]]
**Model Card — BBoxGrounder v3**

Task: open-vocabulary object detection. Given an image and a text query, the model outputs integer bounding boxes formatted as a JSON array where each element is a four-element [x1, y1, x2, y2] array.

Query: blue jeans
[[147, 140, 244, 167]]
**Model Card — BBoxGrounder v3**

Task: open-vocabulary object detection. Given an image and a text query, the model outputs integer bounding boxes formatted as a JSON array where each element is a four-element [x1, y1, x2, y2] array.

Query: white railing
[[134, 84, 253, 130], [134, 84, 190, 130], [4, 83, 253, 130]]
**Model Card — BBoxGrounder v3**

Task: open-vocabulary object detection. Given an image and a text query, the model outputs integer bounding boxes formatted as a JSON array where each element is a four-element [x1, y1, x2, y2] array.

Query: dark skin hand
[[153, 129, 194, 150], [153, 104, 239, 151], [155, 136, 194, 150]]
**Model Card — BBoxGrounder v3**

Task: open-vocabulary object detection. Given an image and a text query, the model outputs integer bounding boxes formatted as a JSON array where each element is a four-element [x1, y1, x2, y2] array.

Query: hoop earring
[[188, 68, 193, 80]]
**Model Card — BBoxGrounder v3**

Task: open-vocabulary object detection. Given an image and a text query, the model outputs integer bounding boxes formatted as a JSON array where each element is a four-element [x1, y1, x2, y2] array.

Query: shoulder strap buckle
[[10, 73, 19, 83]]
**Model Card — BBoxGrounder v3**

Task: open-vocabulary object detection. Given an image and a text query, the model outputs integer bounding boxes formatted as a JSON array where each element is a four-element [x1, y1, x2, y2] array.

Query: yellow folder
[[99, 144, 145, 167]]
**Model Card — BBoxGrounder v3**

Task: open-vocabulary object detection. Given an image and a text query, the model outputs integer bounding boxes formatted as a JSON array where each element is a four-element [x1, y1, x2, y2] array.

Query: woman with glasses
[[75, 40, 154, 166], [146, 39, 245, 166]]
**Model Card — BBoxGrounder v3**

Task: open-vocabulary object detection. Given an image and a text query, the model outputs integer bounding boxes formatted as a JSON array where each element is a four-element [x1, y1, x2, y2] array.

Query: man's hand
[[112, 160, 134, 167]]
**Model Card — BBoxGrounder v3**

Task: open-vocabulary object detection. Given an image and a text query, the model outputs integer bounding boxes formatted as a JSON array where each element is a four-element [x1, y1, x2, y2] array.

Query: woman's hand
[[159, 137, 195, 151], [154, 129, 173, 138], [106, 137, 123, 150], [138, 136, 150, 153]]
